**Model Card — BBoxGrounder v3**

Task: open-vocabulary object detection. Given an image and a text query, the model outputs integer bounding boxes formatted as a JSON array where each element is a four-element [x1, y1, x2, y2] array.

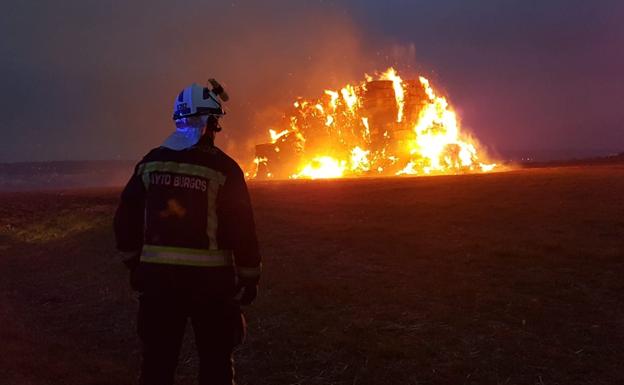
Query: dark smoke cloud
[[1, 0, 623, 163]]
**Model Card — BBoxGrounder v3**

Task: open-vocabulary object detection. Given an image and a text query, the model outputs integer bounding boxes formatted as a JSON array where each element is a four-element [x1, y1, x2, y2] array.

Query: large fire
[[250, 68, 496, 179]]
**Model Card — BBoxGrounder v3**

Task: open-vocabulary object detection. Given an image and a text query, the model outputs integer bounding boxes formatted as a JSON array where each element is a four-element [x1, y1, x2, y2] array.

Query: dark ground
[[0, 164, 623, 385]]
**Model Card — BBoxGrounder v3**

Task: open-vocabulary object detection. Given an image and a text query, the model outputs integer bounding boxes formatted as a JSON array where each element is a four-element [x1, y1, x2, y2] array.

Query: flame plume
[[251, 67, 496, 179]]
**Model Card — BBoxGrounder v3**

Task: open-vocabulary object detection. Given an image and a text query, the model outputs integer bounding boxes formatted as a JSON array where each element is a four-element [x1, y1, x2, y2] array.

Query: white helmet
[[172, 79, 229, 120], [163, 79, 229, 150]]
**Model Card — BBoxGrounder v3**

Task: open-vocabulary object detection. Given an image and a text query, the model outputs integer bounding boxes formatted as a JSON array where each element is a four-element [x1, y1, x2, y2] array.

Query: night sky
[[1, 0, 622, 163]]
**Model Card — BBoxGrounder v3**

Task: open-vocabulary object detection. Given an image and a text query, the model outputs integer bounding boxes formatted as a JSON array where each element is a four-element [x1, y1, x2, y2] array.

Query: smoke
[[3, 0, 622, 164], [0, 0, 395, 164], [205, 5, 373, 165]]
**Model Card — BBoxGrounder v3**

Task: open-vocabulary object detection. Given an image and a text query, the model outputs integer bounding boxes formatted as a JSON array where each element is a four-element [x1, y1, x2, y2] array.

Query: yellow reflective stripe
[[137, 161, 226, 185], [206, 180, 220, 250], [237, 265, 262, 278], [141, 171, 150, 189], [140, 257, 231, 267], [137, 161, 226, 251], [141, 245, 233, 267], [143, 245, 230, 256]]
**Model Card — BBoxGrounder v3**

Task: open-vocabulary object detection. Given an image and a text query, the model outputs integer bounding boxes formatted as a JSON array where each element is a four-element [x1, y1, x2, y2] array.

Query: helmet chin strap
[[194, 115, 221, 147]]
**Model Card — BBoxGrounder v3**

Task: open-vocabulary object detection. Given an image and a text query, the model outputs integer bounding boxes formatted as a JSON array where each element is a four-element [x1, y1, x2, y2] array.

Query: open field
[[1, 164, 623, 385]]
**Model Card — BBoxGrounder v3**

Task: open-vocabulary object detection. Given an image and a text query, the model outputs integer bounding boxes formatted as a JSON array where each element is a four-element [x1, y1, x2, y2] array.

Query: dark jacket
[[114, 143, 261, 296]]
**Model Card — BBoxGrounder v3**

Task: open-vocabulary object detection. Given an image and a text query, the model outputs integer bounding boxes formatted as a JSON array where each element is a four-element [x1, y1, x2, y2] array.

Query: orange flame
[[252, 67, 497, 179], [269, 129, 290, 143], [380, 67, 405, 123], [291, 156, 346, 179]]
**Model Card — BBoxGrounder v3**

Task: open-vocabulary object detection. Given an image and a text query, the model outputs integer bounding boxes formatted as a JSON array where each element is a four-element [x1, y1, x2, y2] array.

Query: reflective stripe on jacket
[[114, 144, 262, 292], [141, 244, 234, 267]]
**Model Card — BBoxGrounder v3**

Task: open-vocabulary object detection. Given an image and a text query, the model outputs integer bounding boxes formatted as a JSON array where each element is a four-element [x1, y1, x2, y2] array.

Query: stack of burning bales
[[252, 69, 495, 179]]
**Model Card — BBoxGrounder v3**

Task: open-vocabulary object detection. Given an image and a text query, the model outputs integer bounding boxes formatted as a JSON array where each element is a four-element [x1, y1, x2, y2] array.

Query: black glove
[[235, 284, 258, 306]]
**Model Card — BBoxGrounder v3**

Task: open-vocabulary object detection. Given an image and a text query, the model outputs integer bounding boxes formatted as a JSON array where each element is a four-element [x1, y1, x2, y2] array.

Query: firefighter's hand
[[235, 285, 258, 306]]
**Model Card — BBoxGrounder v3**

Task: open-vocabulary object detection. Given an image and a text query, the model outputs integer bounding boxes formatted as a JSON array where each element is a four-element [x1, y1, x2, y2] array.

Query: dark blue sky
[[1, 0, 622, 162]]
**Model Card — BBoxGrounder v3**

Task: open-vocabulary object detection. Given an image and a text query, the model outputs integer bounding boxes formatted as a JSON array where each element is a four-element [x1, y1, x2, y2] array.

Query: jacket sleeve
[[113, 163, 146, 268], [220, 166, 262, 285]]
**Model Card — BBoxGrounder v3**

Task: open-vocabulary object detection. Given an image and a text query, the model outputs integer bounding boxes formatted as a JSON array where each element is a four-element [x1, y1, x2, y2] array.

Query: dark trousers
[[137, 292, 245, 385]]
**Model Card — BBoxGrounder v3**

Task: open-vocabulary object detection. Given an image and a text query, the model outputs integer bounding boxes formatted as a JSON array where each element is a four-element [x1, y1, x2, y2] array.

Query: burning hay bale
[[251, 68, 496, 179]]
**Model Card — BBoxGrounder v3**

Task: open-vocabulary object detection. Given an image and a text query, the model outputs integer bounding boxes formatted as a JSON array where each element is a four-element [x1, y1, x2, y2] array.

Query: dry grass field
[[1, 164, 623, 385]]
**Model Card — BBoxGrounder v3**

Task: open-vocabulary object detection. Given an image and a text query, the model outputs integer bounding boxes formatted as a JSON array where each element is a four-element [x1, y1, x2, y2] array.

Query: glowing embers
[[291, 156, 346, 180], [252, 67, 496, 179]]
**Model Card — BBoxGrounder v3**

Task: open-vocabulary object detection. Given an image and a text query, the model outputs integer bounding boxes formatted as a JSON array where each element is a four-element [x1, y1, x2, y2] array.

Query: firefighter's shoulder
[[211, 146, 245, 177], [136, 147, 167, 165], [137, 146, 197, 167], [132, 147, 190, 178]]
